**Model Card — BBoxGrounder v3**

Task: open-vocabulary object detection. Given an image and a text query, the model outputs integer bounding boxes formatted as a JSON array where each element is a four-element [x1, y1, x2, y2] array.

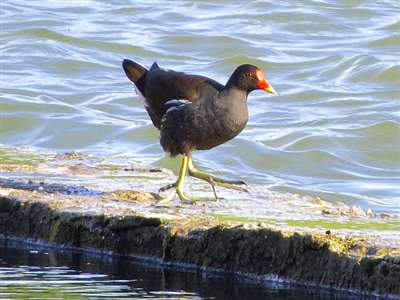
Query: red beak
[[258, 79, 277, 95], [258, 79, 269, 89]]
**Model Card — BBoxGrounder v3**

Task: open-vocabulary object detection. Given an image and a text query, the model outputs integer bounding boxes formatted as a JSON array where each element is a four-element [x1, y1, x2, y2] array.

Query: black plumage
[[122, 59, 276, 201]]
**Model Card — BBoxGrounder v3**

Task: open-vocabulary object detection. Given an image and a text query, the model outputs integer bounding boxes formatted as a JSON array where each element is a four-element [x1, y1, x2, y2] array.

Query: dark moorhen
[[122, 59, 277, 201]]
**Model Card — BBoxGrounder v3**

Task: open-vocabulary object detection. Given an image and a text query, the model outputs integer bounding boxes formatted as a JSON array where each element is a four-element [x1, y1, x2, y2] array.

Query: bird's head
[[226, 64, 277, 95]]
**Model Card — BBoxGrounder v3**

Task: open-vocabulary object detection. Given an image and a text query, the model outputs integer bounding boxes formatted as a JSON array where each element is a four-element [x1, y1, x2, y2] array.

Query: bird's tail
[[122, 59, 148, 96]]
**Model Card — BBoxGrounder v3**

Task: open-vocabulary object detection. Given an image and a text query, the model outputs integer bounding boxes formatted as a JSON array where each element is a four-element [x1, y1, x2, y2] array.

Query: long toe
[[176, 185, 217, 203], [214, 181, 249, 192], [159, 181, 178, 193], [178, 192, 219, 203], [189, 172, 249, 192], [213, 178, 247, 186], [157, 190, 177, 205]]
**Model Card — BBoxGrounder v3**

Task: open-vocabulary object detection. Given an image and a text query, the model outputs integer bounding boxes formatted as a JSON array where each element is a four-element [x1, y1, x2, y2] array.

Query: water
[[0, 2, 399, 212], [0, 239, 358, 300]]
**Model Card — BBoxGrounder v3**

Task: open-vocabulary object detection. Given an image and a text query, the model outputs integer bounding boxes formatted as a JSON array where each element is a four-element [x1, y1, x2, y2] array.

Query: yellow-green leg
[[175, 155, 188, 201], [158, 155, 217, 202], [187, 155, 248, 196]]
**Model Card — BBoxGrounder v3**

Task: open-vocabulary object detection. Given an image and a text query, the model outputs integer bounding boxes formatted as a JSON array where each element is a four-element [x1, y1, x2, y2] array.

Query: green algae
[[210, 213, 273, 224], [286, 219, 400, 231], [0, 146, 41, 166], [210, 213, 400, 231], [3, 285, 87, 300], [49, 218, 62, 242]]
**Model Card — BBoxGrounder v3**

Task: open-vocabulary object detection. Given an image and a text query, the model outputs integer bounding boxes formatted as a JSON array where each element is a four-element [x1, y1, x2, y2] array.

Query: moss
[[48, 218, 62, 242]]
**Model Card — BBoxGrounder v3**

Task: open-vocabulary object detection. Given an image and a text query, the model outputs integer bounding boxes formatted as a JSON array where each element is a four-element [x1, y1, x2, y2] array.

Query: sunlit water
[[0, 239, 359, 300], [0, 0, 399, 215]]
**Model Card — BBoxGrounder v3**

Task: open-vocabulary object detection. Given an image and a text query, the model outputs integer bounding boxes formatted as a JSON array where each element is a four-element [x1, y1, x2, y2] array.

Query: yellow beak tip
[[264, 86, 278, 95]]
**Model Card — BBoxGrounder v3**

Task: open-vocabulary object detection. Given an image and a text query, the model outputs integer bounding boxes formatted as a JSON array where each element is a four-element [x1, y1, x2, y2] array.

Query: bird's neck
[[216, 86, 249, 127], [224, 75, 251, 96], [220, 85, 249, 101]]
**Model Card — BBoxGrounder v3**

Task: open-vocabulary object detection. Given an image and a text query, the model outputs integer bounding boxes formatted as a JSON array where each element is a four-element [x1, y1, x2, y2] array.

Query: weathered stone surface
[[0, 188, 399, 299]]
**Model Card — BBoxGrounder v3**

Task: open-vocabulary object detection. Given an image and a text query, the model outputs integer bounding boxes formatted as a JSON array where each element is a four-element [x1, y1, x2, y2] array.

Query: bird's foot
[[158, 182, 217, 203], [210, 178, 248, 192], [177, 190, 218, 203], [188, 168, 248, 193], [156, 189, 177, 205], [159, 181, 178, 193]]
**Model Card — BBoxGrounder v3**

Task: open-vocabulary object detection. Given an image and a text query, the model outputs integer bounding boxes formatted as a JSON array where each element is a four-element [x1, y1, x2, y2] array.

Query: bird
[[122, 59, 277, 202]]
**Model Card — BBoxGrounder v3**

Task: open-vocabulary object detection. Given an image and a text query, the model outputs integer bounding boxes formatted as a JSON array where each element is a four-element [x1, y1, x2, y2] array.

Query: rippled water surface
[[0, 240, 357, 300], [0, 0, 399, 213]]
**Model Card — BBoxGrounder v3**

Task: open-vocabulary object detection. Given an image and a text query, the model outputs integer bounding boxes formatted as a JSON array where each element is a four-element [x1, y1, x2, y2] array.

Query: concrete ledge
[[0, 188, 399, 299]]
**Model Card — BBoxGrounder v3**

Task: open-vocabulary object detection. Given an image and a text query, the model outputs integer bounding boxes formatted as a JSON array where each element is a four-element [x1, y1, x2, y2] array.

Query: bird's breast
[[193, 100, 248, 150]]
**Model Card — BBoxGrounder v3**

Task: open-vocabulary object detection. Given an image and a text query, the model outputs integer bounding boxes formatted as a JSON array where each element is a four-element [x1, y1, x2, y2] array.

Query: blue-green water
[[0, 240, 359, 300], [0, 1, 399, 298], [1, 1, 399, 213]]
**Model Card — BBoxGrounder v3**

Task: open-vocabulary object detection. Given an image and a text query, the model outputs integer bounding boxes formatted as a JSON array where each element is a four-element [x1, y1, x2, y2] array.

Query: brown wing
[[123, 60, 224, 129], [143, 63, 224, 129]]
